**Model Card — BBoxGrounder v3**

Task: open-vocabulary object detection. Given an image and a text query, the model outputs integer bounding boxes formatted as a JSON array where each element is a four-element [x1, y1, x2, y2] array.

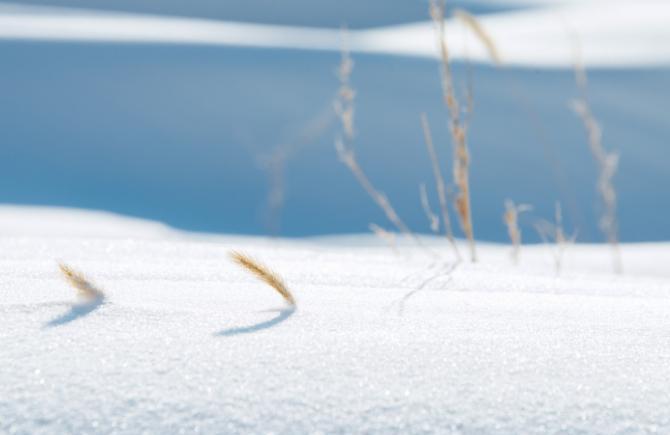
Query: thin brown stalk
[[419, 183, 440, 234], [336, 140, 414, 238], [260, 104, 335, 236], [534, 202, 576, 275], [334, 35, 420, 245], [229, 251, 295, 306], [58, 263, 105, 301], [503, 200, 532, 265], [570, 36, 622, 274], [420, 113, 461, 259], [430, 0, 456, 123], [369, 223, 399, 254], [429, 0, 477, 262]]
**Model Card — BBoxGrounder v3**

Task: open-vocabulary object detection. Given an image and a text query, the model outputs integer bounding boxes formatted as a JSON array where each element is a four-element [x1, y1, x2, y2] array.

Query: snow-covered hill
[[0, 1, 668, 242], [1, 1, 668, 67], [2, 206, 669, 433]]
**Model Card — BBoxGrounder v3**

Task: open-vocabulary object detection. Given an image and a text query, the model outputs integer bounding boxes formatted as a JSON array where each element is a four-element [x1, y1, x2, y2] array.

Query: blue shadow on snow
[[215, 307, 295, 337], [44, 297, 105, 328]]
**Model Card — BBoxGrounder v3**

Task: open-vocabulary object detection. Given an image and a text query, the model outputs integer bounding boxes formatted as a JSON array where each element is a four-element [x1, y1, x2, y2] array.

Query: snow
[[356, 0, 670, 67], [0, 0, 669, 67], [0, 3, 340, 52], [1, 206, 670, 433]]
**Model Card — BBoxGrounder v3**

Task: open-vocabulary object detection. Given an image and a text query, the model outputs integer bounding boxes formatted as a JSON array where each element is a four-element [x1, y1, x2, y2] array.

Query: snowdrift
[[1, 206, 669, 433]]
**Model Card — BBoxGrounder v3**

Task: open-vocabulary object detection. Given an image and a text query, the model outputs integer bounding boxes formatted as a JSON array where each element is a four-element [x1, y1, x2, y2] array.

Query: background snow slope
[[1, 206, 670, 433], [2, 1, 668, 67], [0, 0, 668, 242], [1, 43, 667, 242], [0, 0, 521, 28]]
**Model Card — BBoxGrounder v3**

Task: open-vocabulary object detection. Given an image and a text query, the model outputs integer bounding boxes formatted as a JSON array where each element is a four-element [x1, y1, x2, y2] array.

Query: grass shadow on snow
[[44, 297, 105, 328], [387, 263, 457, 316], [215, 307, 295, 337]]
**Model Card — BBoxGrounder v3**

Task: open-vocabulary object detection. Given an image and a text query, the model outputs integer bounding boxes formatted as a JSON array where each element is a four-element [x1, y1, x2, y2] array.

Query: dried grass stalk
[[570, 100, 621, 274], [229, 251, 295, 306], [429, 0, 477, 262], [336, 140, 413, 237], [369, 223, 399, 253], [58, 263, 105, 301], [334, 36, 417, 243], [453, 9, 502, 65], [421, 113, 461, 260], [534, 202, 576, 275], [570, 40, 622, 274], [503, 200, 532, 265], [260, 105, 334, 236], [419, 183, 440, 233]]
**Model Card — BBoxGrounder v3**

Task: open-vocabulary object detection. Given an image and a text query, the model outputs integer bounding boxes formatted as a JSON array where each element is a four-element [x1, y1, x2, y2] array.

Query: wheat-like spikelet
[[454, 9, 501, 65], [429, 0, 477, 262], [229, 251, 295, 306], [58, 263, 105, 301]]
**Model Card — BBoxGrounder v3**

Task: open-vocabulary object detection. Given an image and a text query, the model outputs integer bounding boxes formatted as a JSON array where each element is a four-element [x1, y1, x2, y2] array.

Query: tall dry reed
[[334, 37, 419, 244], [429, 0, 477, 261], [421, 113, 461, 260], [570, 45, 622, 273]]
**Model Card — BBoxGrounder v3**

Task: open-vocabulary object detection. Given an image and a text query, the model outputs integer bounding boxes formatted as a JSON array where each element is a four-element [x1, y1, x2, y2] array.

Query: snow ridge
[[1, 206, 670, 433]]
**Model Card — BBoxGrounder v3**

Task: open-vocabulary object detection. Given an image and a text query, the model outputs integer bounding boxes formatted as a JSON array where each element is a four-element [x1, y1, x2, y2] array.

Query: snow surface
[[356, 1, 670, 67], [1, 206, 670, 433], [0, 0, 668, 67]]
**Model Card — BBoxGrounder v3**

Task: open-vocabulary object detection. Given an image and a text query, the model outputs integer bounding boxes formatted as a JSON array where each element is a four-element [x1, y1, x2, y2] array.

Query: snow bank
[[0, 3, 340, 51], [355, 1, 670, 67], [1, 206, 669, 433], [0, 1, 668, 67], [0, 205, 172, 239]]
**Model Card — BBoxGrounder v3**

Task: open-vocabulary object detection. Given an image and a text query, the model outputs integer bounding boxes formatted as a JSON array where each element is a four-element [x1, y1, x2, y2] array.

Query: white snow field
[[1, 206, 670, 433], [0, 0, 668, 67]]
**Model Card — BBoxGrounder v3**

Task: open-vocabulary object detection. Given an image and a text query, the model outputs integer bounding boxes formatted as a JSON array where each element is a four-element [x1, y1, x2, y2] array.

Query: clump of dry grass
[[502, 200, 532, 265], [429, 0, 477, 262], [420, 113, 461, 260], [535, 202, 576, 274], [58, 263, 105, 301], [229, 251, 296, 306], [334, 36, 418, 245]]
